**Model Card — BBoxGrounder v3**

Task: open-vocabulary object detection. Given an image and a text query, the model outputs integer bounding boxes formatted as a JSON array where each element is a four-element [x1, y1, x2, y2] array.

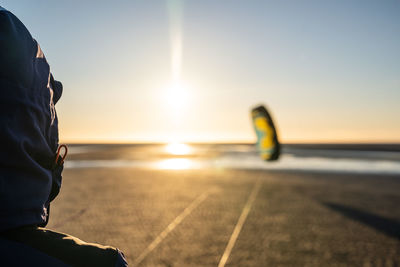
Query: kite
[[251, 105, 280, 161]]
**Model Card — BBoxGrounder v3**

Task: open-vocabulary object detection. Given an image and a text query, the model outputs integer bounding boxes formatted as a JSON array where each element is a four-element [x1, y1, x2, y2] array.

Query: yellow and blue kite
[[251, 105, 280, 161]]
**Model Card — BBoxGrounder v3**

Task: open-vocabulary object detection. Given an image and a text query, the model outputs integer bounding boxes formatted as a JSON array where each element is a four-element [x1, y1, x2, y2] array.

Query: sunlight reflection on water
[[64, 144, 400, 175], [64, 155, 400, 175], [157, 158, 193, 170], [164, 143, 192, 156]]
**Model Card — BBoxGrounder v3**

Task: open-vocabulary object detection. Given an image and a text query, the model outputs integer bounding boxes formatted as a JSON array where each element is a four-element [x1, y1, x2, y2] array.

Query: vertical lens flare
[[171, 34, 182, 82], [165, 0, 190, 142], [167, 0, 184, 83]]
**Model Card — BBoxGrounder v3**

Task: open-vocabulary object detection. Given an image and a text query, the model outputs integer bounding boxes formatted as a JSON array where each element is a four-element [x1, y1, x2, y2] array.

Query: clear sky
[[2, 0, 400, 143]]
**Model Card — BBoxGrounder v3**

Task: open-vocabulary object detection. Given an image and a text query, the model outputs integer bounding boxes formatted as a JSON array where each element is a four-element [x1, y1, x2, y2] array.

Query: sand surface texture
[[48, 166, 400, 266]]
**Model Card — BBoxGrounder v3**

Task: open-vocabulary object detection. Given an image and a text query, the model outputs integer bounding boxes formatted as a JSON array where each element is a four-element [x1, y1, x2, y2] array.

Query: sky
[[2, 0, 400, 143]]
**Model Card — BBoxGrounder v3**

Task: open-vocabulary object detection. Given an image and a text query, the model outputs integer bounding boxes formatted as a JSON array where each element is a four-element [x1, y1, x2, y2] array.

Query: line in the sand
[[133, 188, 216, 266], [218, 178, 262, 267]]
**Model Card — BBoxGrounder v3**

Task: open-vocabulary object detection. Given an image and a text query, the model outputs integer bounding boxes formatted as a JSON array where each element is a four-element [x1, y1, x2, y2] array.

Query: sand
[[48, 168, 400, 266]]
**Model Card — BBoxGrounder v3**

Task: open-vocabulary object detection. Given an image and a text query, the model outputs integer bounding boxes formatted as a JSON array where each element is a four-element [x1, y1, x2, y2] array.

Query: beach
[[48, 145, 400, 266], [2, 1, 399, 265]]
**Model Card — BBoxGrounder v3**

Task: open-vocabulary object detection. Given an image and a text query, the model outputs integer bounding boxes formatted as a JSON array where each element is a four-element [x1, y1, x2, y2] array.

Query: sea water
[[65, 144, 400, 175]]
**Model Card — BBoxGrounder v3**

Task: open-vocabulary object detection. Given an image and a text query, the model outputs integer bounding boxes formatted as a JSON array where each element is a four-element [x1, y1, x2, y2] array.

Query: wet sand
[[47, 167, 400, 266]]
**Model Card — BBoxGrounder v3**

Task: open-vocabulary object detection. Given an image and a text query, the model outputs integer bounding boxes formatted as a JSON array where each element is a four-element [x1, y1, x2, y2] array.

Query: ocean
[[65, 143, 400, 175]]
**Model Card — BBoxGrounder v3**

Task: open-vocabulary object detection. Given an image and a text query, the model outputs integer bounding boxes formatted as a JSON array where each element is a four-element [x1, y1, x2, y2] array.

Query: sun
[[164, 81, 190, 108]]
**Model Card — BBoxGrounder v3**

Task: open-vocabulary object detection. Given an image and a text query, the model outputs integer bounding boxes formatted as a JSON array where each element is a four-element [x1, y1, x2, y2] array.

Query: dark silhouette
[[0, 6, 127, 266]]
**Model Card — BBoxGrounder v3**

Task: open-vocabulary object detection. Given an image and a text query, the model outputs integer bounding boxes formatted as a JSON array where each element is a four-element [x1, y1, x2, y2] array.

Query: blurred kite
[[251, 105, 280, 161]]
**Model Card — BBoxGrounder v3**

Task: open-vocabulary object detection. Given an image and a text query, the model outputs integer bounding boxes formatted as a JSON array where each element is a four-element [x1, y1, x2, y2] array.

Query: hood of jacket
[[0, 7, 63, 230]]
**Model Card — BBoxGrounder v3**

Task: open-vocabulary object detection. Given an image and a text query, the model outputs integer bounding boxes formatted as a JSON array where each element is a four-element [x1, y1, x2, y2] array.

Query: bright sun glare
[[165, 82, 189, 108], [157, 158, 193, 170], [165, 142, 191, 155]]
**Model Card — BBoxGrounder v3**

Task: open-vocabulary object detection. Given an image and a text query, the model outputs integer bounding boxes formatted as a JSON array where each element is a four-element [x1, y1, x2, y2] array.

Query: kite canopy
[[251, 105, 280, 161]]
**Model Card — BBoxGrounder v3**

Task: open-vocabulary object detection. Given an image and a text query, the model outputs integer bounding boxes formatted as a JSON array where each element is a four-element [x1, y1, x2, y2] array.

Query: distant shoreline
[[283, 143, 400, 152], [64, 143, 400, 152]]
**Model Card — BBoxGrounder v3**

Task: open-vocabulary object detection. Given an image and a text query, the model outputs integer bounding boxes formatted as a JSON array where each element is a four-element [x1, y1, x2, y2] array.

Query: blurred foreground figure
[[251, 105, 280, 161], [0, 7, 127, 266]]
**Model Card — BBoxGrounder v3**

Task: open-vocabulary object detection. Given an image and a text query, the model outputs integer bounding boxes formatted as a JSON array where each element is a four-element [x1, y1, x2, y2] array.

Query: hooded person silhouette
[[0, 7, 128, 266]]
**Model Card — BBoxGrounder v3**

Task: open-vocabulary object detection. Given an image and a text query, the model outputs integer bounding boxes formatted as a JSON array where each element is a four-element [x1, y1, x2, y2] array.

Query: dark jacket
[[0, 6, 63, 231]]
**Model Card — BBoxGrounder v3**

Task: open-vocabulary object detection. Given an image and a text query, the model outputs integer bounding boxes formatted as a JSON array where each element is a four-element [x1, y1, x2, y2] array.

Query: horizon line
[[61, 140, 400, 145]]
